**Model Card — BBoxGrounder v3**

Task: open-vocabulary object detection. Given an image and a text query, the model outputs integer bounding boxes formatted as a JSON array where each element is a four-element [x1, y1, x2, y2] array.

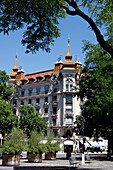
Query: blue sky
[[0, 15, 97, 76]]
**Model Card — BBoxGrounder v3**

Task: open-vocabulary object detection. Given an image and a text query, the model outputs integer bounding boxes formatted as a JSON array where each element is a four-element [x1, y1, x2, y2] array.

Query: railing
[[14, 91, 50, 98], [35, 103, 40, 107], [52, 100, 57, 106]]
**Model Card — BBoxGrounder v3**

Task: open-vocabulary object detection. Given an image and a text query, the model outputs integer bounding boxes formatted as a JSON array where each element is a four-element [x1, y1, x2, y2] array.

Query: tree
[[0, 70, 13, 101], [0, 99, 18, 138], [75, 42, 113, 159], [0, 70, 18, 139], [0, 1, 112, 56], [19, 104, 48, 137]]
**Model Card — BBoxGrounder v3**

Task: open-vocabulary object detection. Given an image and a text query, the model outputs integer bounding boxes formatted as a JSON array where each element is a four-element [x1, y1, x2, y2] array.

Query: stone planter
[[2, 155, 20, 165], [28, 153, 42, 162], [45, 153, 56, 160]]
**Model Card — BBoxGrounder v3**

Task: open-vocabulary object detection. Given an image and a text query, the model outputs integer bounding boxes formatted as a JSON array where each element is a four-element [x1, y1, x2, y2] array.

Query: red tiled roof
[[21, 70, 53, 85], [44, 71, 51, 76]]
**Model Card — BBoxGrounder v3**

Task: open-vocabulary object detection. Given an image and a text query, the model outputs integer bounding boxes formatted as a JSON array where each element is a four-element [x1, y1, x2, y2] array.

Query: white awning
[[64, 140, 73, 145]]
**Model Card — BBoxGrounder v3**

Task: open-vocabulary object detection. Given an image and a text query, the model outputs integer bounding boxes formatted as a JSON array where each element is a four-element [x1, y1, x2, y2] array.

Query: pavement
[[0, 154, 113, 170]]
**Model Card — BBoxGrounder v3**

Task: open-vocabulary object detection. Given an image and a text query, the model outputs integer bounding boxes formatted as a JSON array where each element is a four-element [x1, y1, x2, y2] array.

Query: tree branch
[[62, 0, 113, 57]]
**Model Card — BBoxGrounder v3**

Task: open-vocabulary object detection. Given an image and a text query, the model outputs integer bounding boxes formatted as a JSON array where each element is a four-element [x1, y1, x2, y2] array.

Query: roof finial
[[68, 34, 70, 46], [16, 52, 17, 59], [65, 34, 72, 60], [13, 54, 18, 71]]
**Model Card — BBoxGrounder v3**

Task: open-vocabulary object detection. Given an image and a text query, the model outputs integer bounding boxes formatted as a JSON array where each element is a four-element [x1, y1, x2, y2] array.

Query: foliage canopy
[[2, 127, 27, 155], [0, 70, 18, 138], [75, 42, 113, 141], [19, 104, 48, 137], [0, 0, 112, 56]]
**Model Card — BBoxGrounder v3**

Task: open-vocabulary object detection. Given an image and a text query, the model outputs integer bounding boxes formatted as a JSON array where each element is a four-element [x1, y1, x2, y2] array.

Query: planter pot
[[45, 153, 56, 160], [28, 153, 42, 163], [2, 155, 20, 165]]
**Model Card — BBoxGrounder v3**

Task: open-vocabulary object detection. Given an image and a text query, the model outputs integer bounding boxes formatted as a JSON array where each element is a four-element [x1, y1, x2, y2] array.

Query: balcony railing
[[35, 103, 40, 108], [52, 100, 57, 106], [43, 102, 49, 107], [14, 91, 50, 98], [44, 113, 48, 117]]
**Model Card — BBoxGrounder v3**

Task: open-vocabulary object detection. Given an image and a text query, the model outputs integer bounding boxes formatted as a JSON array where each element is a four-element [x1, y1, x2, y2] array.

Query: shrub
[[28, 130, 47, 154], [2, 127, 27, 155]]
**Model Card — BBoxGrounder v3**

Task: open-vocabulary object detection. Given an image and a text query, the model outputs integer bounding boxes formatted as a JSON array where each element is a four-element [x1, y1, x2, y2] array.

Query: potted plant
[[28, 130, 46, 162], [45, 133, 61, 160], [2, 127, 27, 165]]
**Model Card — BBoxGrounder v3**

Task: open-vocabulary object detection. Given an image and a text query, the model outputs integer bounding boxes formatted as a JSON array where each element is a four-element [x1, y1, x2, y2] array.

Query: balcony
[[43, 102, 49, 107], [65, 111, 73, 117], [51, 113, 57, 118], [35, 103, 40, 108], [44, 112, 48, 117], [14, 90, 50, 98], [52, 100, 57, 106]]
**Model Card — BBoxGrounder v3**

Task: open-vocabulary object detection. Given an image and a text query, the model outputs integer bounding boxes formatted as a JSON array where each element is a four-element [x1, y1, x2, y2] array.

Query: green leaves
[[0, 0, 66, 53], [0, 70, 13, 101], [0, 99, 18, 137], [19, 104, 48, 137], [76, 42, 113, 140], [28, 130, 46, 154], [2, 127, 27, 155]]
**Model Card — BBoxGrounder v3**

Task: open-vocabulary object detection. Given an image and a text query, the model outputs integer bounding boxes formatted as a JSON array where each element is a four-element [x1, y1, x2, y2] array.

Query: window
[[53, 130, 58, 137], [36, 87, 40, 95], [53, 118, 56, 126], [28, 99, 32, 104], [45, 85, 49, 94], [70, 84, 73, 91], [53, 84, 57, 93], [36, 98, 40, 103], [45, 97, 48, 102], [21, 100, 24, 105], [29, 79, 34, 84], [66, 84, 69, 91], [53, 95, 57, 101], [45, 108, 48, 114], [13, 100, 17, 106], [66, 95, 72, 105], [28, 89, 32, 96], [66, 108, 73, 112], [53, 107, 57, 114], [21, 90, 24, 97], [65, 117, 73, 125]]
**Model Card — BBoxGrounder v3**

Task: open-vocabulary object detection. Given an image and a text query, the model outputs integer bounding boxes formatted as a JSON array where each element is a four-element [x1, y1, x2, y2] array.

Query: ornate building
[[10, 42, 107, 153]]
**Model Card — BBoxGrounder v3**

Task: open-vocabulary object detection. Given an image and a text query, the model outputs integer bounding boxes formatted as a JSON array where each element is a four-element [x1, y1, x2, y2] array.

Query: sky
[[0, 15, 97, 76]]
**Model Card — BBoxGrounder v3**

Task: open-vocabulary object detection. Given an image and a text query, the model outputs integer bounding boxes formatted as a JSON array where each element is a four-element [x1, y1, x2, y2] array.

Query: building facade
[[9, 42, 107, 153]]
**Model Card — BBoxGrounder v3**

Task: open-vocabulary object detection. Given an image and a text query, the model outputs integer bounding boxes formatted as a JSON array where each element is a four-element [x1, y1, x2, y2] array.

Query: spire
[[65, 36, 72, 60], [13, 55, 18, 72]]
